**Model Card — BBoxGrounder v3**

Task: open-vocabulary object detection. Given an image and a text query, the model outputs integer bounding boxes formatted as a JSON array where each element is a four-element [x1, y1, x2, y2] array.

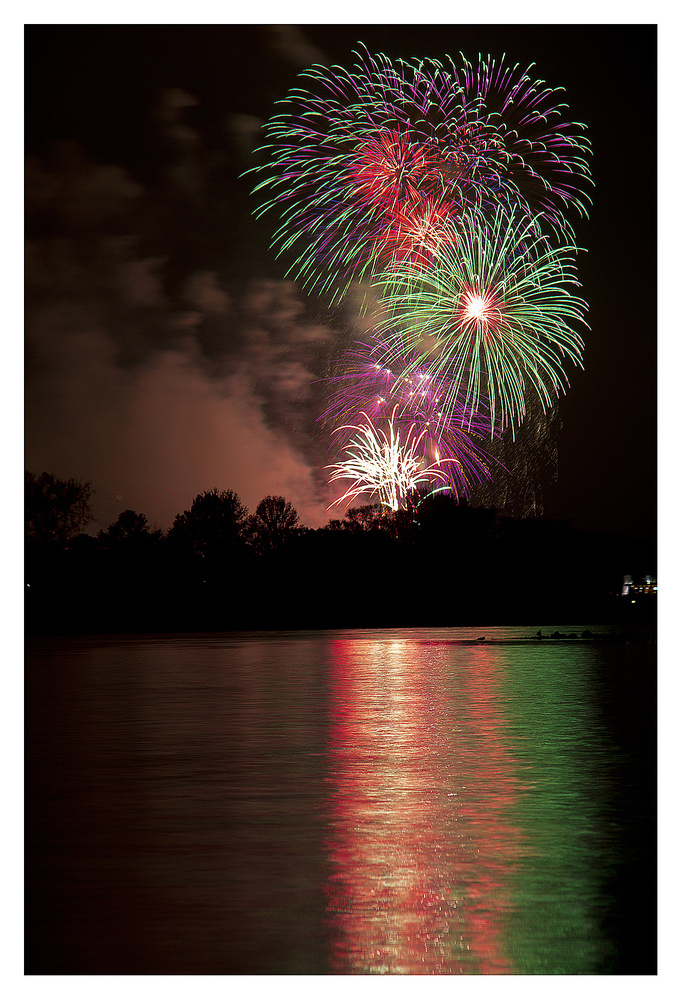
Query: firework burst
[[247, 47, 488, 302], [376, 206, 589, 434], [327, 407, 454, 511]]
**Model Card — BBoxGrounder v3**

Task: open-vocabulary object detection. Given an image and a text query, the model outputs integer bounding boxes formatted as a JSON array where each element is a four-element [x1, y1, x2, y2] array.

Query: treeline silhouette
[[25, 471, 656, 634]]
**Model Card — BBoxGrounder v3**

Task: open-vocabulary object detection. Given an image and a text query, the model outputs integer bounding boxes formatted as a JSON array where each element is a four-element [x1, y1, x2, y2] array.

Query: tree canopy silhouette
[[325, 503, 389, 534], [167, 488, 249, 559], [98, 509, 163, 547], [247, 495, 301, 554], [23, 473, 656, 633], [25, 470, 94, 544]]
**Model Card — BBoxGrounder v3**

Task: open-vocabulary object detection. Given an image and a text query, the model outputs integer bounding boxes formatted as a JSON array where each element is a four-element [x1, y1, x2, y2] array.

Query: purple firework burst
[[322, 333, 502, 498]]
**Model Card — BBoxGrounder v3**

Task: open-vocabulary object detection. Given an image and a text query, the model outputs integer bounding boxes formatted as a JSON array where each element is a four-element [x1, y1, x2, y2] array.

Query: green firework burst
[[374, 206, 589, 435]]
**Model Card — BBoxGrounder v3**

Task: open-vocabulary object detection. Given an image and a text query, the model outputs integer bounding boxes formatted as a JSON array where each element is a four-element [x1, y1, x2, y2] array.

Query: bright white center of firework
[[464, 293, 488, 320]]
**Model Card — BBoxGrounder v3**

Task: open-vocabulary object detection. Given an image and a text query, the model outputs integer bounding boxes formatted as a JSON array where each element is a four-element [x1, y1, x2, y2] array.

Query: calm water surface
[[25, 627, 656, 975]]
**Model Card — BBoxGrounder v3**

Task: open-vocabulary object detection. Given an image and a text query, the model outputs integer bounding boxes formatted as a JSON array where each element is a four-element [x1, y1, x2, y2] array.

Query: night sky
[[24, 23, 657, 544]]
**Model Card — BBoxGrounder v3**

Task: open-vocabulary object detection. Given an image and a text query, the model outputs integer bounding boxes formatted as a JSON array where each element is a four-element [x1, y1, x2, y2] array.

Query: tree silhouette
[[342, 504, 388, 533], [25, 470, 94, 544], [247, 495, 301, 554], [98, 509, 163, 547], [324, 503, 391, 534], [167, 488, 249, 559]]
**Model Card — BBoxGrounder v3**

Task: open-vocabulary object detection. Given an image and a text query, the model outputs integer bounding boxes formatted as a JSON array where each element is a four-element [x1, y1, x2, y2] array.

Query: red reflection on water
[[326, 638, 522, 974]]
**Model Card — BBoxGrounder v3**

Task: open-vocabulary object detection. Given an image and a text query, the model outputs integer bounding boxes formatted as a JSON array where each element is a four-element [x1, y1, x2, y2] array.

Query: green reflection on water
[[496, 643, 617, 974]]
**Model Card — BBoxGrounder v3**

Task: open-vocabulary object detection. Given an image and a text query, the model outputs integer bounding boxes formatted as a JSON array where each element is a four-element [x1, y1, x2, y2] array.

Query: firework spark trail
[[326, 408, 455, 511], [378, 192, 461, 269], [451, 52, 593, 235]]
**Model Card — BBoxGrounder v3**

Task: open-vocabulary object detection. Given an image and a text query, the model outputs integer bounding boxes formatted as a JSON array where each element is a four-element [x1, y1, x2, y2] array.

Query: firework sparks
[[451, 52, 593, 234], [247, 44, 592, 510], [378, 193, 461, 269], [327, 408, 454, 511], [351, 130, 436, 215]]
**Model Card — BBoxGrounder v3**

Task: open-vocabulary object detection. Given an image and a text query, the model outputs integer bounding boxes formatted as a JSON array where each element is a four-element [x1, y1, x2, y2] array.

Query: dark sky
[[24, 23, 657, 543]]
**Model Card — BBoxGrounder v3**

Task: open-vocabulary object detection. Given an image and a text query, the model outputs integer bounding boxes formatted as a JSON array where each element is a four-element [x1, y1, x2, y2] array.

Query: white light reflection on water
[[326, 635, 524, 974]]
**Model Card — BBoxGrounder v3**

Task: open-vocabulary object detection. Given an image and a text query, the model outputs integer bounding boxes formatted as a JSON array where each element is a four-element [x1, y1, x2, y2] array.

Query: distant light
[[631, 600, 636, 604]]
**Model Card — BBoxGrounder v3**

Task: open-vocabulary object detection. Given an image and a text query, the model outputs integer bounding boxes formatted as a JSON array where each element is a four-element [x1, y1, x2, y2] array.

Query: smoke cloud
[[25, 101, 342, 532]]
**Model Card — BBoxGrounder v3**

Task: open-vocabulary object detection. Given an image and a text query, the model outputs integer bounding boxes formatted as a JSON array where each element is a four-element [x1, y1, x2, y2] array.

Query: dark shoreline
[[26, 621, 657, 643]]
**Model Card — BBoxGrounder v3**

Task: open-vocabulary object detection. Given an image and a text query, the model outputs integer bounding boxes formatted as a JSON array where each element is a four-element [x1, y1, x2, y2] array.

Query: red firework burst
[[351, 130, 439, 214]]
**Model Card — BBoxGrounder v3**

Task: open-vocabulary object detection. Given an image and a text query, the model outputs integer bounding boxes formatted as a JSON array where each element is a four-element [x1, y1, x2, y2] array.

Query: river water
[[25, 627, 656, 975]]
